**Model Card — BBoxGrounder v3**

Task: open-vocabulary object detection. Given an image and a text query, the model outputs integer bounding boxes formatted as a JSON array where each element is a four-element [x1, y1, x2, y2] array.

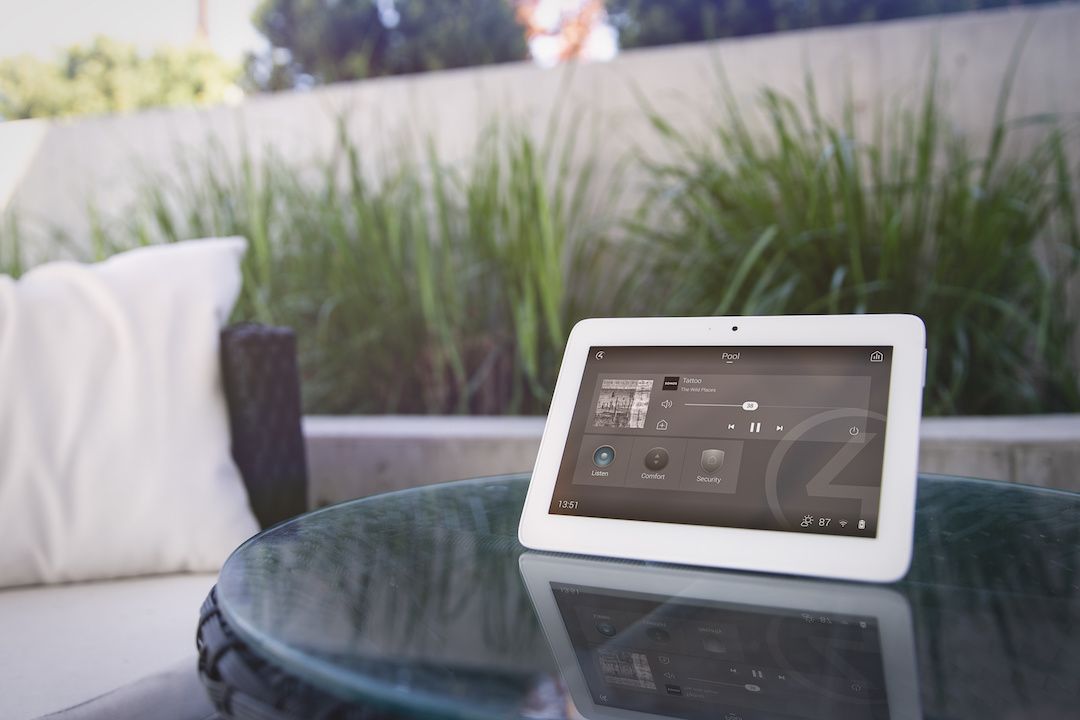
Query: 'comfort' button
[[644, 447, 669, 471]]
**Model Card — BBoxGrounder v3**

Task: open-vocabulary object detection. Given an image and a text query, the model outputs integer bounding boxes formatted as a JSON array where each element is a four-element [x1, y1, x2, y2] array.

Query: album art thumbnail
[[598, 650, 656, 690], [593, 378, 653, 429]]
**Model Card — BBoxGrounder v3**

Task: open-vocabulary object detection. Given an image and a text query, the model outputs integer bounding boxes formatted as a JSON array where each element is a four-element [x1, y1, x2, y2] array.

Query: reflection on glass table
[[521, 553, 916, 720]]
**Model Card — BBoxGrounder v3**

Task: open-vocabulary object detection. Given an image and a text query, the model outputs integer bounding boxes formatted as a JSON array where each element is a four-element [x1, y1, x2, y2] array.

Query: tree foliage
[[0, 37, 239, 120], [607, 0, 1065, 49], [247, 0, 1068, 90], [248, 0, 527, 89]]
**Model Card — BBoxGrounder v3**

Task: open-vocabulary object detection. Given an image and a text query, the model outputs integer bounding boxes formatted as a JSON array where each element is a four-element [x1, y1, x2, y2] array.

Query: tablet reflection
[[520, 554, 919, 720]]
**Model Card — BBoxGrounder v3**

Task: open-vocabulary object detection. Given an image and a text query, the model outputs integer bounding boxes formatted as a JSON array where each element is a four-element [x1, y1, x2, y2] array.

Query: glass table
[[200, 474, 1080, 719]]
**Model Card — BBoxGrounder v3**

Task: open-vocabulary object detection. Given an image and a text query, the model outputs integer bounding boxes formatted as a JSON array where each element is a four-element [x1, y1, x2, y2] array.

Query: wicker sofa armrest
[[220, 323, 308, 529]]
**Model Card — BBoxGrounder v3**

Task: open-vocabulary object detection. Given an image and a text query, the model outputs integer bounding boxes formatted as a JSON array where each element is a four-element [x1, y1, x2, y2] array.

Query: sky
[[0, 0, 265, 61]]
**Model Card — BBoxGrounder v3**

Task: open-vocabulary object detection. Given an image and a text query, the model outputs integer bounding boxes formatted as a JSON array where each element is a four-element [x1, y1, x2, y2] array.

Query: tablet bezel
[[518, 315, 925, 583], [519, 552, 921, 720]]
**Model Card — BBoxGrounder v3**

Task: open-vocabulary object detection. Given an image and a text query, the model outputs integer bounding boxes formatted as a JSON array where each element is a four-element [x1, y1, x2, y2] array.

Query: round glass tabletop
[[215, 474, 1080, 720]]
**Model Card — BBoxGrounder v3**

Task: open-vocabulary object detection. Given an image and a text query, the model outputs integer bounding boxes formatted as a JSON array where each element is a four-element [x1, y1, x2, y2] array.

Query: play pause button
[[749, 422, 762, 433]]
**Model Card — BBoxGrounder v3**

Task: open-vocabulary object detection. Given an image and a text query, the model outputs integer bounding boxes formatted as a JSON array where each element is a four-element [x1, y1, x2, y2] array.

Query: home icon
[[656, 419, 669, 431], [869, 350, 884, 363]]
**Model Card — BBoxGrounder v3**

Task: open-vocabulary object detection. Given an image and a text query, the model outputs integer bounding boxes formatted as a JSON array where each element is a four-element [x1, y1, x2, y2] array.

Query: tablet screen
[[549, 346, 892, 537], [551, 581, 888, 719]]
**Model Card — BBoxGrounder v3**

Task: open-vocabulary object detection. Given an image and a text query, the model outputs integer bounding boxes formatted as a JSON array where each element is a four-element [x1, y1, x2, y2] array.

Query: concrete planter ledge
[[304, 416, 546, 507], [919, 414, 1080, 442], [303, 414, 1080, 507], [918, 414, 1080, 492]]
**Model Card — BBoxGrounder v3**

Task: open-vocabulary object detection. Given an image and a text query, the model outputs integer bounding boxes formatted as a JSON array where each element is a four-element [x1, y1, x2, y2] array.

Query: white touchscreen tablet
[[519, 553, 921, 720], [518, 315, 925, 582]]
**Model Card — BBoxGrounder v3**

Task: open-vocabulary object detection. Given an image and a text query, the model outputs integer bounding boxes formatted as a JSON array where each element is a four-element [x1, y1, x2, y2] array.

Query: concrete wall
[[4, 3, 1080, 252], [0, 119, 48, 212], [304, 414, 1080, 507]]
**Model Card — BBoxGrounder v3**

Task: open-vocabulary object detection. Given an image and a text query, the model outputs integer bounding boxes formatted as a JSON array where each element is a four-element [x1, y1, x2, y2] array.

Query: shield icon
[[700, 449, 725, 474]]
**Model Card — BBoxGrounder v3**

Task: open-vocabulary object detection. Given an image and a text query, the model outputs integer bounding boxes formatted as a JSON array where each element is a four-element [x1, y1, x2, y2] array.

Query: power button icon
[[849, 426, 860, 437]]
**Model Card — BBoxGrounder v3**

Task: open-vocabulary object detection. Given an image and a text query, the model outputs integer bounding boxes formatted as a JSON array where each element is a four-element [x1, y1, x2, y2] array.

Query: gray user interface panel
[[549, 346, 892, 537]]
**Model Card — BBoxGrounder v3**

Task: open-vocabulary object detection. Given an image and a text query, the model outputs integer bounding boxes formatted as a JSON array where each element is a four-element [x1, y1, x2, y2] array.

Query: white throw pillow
[[0, 238, 260, 588]]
